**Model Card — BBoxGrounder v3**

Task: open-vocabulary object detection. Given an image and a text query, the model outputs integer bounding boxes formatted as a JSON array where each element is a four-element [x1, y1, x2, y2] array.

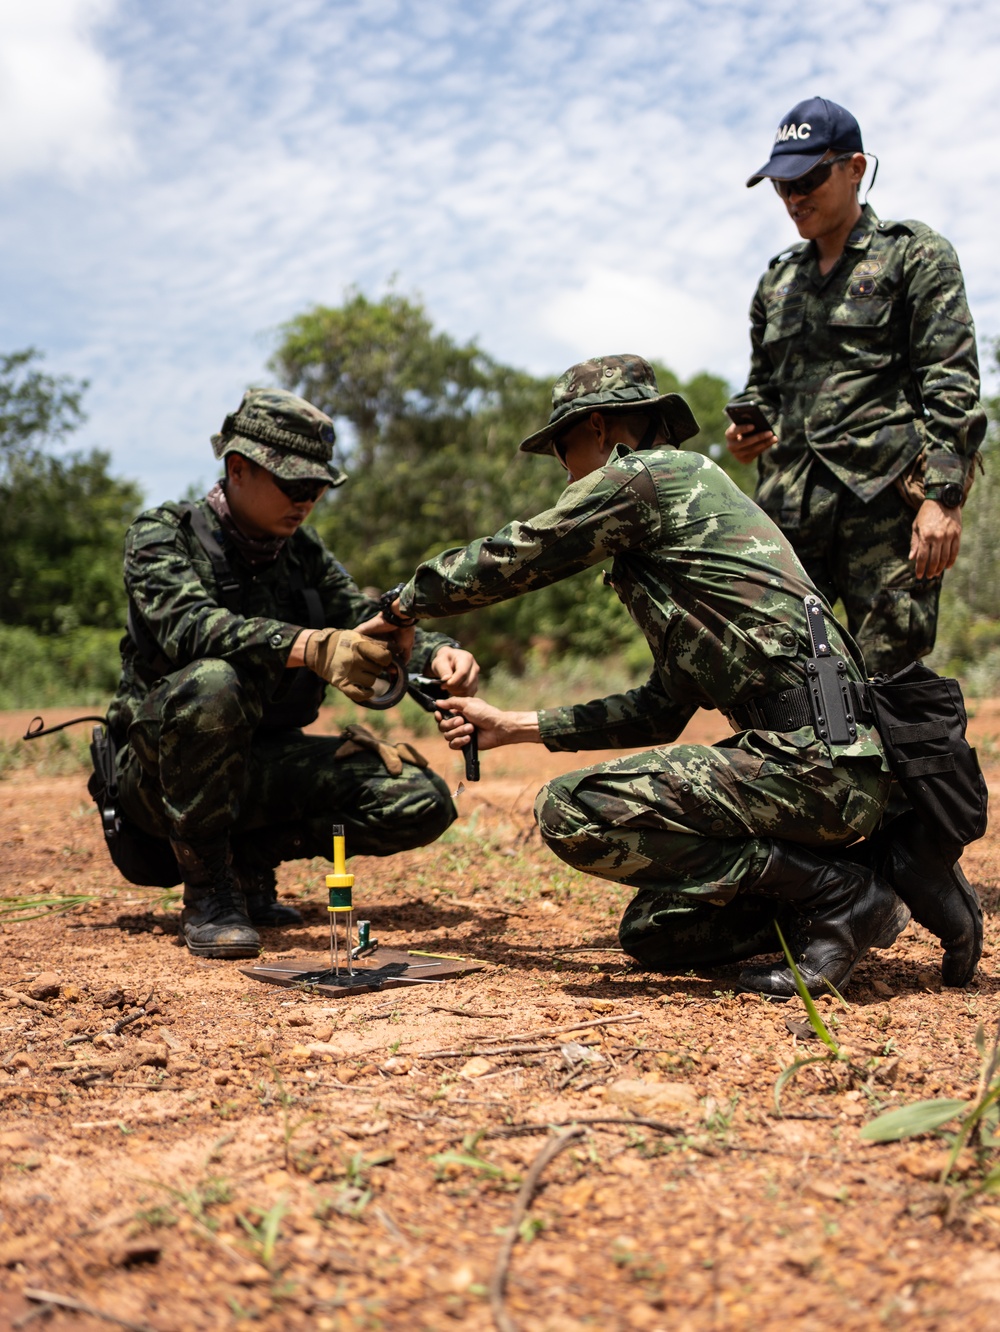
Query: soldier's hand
[[430, 646, 480, 696], [725, 421, 777, 463], [434, 697, 540, 751], [353, 611, 415, 663], [303, 628, 396, 703], [910, 499, 963, 580]]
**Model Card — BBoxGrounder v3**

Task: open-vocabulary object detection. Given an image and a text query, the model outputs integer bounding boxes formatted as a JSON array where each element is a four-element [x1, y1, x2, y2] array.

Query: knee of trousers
[[360, 767, 457, 853], [533, 777, 620, 870], [160, 659, 256, 737]]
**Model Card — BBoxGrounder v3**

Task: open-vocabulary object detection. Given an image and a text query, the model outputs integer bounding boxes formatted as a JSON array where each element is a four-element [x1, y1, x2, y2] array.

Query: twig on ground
[[427, 1006, 508, 1019], [13, 1301, 55, 1329], [496, 1011, 643, 1044], [489, 1126, 585, 1332], [483, 1115, 684, 1141], [416, 1011, 642, 1059], [23, 1288, 154, 1332], [418, 1039, 598, 1059], [1, 988, 54, 1016]]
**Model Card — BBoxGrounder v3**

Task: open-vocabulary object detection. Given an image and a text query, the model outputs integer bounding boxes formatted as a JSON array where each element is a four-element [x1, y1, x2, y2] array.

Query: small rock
[[313, 1025, 335, 1044], [97, 988, 126, 1008], [305, 1041, 341, 1059], [336, 1065, 357, 1084], [233, 1262, 271, 1285], [28, 972, 61, 1000], [380, 1056, 412, 1076], [458, 1055, 493, 1080], [7, 1052, 36, 1071], [0, 1129, 43, 1151], [286, 1014, 311, 1027], [804, 1178, 848, 1203], [211, 1070, 231, 1085], [606, 1078, 700, 1116], [61, 984, 83, 1002], [93, 1032, 120, 1050], [120, 1041, 168, 1070], [586, 998, 616, 1013], [871, 980, 896, 998], [112, 1240, 161, 1267]]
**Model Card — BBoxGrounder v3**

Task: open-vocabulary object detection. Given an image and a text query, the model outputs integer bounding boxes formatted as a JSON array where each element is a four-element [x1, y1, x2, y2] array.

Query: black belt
[[728, 679, 872, 734]]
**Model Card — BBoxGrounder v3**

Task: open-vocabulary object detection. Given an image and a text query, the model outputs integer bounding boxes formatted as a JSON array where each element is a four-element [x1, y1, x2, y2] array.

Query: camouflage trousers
[[758, 459, 940, 677], [534, 731, 889, 971], [117, 659, 456, 865]]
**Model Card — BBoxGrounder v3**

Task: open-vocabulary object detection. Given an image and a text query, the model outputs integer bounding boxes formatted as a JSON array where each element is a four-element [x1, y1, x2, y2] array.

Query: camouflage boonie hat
[[519, 354, 699, 456], [211, 388, 347, 487]]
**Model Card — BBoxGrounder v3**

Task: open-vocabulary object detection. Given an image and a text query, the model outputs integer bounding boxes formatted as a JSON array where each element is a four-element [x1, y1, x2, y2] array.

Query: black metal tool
[[407, 674, 480, 782]]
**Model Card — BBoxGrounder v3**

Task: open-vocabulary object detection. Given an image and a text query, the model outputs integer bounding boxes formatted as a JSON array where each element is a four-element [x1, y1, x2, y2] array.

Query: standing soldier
[[109, 388, 477, 958], [369, 354, 954, 998], [726, 96, 985, 678]]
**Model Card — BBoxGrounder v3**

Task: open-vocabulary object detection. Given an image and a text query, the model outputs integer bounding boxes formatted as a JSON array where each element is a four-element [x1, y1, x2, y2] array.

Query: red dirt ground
[[2, 702, 1000, 1331]]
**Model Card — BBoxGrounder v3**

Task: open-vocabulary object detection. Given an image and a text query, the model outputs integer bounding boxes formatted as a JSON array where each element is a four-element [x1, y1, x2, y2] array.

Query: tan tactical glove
[[303, 629, 395, 703], [333, 723, 430, 777]]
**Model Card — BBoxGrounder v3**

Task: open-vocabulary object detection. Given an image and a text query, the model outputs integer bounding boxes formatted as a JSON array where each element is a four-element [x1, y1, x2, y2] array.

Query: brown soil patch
[[2, 704, 1000, 1330]]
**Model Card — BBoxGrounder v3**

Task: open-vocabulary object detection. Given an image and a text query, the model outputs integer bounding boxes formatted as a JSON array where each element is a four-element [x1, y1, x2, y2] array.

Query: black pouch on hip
[[864, 661, 988, 851], [87, 725, 182, 888]]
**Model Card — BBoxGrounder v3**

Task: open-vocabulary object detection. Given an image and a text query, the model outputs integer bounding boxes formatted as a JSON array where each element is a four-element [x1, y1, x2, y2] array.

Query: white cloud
[[0, 0, 998, 499], [541, 270, 732, 382], [0, 0, 133, 181]]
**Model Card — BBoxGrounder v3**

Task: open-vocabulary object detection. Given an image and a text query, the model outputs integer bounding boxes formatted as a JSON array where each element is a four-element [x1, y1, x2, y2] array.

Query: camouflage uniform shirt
[[738, 203, 985, 511], [398, 445, 884, 767], [109, 498, 454, 736]]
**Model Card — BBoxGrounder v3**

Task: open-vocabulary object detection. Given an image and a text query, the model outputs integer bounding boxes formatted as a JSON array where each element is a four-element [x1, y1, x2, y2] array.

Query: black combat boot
[[232, 825, 312, 928], [842, 813, 982, 987], [737, 841, 910, 999], [172, 838, 260, 959], [237, 866, 304, 928]]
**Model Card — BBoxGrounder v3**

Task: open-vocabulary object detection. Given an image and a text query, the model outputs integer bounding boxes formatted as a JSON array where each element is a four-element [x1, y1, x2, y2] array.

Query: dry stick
[[418, 1039, 599, 1060], [489, 1126, 585, 1332], [23, 1288, 154, 1332], [416, 1011, 642, 1058], [1, 988, 54, 1016], [484, 1115, 684, 1141], [427, 1006, 508, 1019]]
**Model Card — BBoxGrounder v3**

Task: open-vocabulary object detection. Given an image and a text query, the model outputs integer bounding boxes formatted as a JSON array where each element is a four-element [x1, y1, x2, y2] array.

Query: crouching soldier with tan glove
[[108, 388, 478, 958]]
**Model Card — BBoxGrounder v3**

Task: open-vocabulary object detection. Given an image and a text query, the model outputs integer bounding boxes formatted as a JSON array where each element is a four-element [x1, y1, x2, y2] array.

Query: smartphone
[[725, 401, 774, 436]]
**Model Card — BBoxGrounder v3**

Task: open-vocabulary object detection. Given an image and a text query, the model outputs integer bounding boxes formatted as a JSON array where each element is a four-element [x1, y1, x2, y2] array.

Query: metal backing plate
[[242, 947, 486, 998]]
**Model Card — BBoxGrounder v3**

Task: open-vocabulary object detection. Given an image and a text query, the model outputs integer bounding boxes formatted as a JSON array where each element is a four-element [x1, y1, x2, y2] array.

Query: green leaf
[[774, 922, 839, 1053], [859, 1099, 967, 1142], [774, 1055, 832, 1114]]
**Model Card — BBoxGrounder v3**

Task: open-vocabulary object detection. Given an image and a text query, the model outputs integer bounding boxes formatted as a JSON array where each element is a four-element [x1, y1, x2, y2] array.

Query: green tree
[[270, 292, 746, 671], [0, 348, 87, 466], [271, 292, 643, 669], [0, 349, 142, 633]]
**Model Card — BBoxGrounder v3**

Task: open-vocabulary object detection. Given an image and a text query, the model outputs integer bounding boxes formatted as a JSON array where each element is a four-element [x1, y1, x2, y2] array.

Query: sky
[[1, 0, 999, 499]]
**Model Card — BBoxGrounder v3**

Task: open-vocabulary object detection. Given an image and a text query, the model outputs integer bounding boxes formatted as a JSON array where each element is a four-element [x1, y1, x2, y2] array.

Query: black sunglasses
[[272, 475, 329, 503], [773, 152, 856, 201]]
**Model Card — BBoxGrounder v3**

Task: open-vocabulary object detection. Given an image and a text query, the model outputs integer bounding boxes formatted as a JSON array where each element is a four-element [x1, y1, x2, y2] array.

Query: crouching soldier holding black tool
[[365, 355, 984, 996], [87, 388, 478, 959]]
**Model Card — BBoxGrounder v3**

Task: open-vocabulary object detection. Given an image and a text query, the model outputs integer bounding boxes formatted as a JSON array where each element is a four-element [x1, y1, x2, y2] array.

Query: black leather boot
[[172, 838, 260, 959], [737, 841, 910, 999], [237, 866, 304, 928], [843, 813, 982, 987]]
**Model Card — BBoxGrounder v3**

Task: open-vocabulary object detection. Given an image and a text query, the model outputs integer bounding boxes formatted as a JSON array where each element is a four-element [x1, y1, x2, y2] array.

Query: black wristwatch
[[378, 582, 417, 628], [929, 482, 963, 509]]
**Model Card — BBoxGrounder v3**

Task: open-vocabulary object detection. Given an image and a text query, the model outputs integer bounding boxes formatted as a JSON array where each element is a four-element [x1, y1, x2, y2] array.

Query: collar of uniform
[[844, 202, 879, 252]]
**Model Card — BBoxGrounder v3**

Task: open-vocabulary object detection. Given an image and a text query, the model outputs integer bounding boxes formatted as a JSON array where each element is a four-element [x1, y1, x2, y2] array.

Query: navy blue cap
[[747, 96, 864, 187]]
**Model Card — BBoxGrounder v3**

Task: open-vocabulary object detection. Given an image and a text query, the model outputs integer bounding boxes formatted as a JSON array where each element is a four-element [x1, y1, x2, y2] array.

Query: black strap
[[183, 503, 241, 611], [729, 679, 871, 734]]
